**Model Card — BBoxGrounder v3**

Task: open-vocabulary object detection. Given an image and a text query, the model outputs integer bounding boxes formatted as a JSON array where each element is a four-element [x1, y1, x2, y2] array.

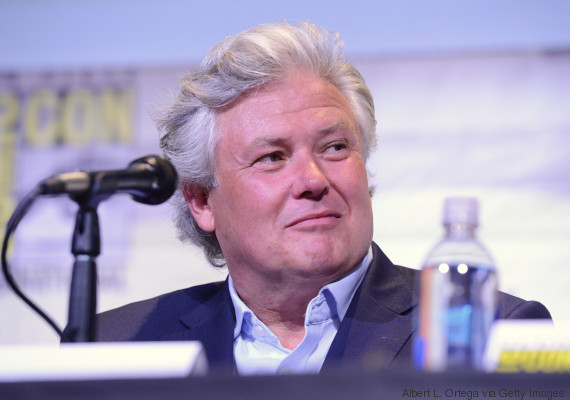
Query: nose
[[290, 153, 329, 200]]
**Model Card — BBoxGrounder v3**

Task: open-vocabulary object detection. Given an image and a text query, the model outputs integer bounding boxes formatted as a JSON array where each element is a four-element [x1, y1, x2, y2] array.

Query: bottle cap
[[443, 197, 479, 226]]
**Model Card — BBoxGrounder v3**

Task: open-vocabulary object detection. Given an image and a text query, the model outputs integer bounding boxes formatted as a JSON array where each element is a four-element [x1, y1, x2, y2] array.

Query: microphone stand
[[3, 155, 176, 342], [61, 197, 103, 343]]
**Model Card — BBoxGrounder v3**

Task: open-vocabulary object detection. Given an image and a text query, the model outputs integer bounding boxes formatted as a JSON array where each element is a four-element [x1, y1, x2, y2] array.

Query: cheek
[[338, 158, 370, 195], [214, 175, 283, 222], [345, 168, 373, 218]]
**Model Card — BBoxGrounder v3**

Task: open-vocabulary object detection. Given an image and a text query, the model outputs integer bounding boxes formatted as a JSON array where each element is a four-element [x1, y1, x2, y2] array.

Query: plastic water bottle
[[415, 197, 498, 371]]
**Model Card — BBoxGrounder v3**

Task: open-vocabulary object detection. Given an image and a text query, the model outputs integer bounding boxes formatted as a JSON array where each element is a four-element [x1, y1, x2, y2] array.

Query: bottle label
[[416, 263, 497, 371], [447, 304, 472, 346]]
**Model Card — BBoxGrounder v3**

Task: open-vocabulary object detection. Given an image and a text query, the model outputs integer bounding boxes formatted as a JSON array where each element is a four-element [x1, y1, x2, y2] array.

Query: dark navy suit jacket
[[93, 242, 551, 373]]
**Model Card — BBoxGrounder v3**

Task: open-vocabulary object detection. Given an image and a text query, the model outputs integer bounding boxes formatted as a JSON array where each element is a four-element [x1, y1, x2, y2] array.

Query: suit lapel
[[322, 243, 418, 372], [161, 280, 236, 372]]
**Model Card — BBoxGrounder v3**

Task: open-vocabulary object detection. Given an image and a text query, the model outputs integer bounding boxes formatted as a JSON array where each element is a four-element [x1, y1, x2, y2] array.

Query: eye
[[251, 152, 287, 170], [322, 141, 349, 160], [256, 152, 283, 163], [326, 142, 347, 152], [319, 139, 350, 162]]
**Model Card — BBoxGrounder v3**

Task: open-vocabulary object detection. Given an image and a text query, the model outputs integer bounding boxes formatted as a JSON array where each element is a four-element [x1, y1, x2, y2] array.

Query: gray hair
[[158, 20, 377, 267]]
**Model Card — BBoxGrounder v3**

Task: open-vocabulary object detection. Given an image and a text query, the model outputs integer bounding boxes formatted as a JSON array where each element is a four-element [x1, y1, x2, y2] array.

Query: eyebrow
[[246, 137, 288, 149], [318, 121, 354, 136]]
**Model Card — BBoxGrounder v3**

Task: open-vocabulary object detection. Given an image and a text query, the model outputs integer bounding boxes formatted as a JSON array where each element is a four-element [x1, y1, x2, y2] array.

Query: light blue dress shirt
[[228, 247, 373, 375]]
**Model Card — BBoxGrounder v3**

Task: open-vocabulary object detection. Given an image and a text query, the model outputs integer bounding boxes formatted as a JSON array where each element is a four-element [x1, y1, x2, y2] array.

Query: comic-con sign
[[0, 70, 138, 292]]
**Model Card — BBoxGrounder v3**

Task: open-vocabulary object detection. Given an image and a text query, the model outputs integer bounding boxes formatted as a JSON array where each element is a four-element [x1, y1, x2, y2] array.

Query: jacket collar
[[322, 242, 418, 372], [162, 280, 236, 373]]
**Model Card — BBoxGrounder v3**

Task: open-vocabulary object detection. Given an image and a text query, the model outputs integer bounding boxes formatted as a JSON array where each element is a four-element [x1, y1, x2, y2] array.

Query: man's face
[[190, 69, 373, 289]]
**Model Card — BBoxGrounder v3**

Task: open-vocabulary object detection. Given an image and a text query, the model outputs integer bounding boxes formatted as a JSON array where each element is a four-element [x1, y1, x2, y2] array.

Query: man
[[94, 21, 550, 374]]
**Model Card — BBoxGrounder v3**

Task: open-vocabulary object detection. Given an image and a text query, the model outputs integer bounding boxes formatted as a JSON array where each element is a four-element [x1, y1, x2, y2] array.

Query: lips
[[285, 210, 342, 228]]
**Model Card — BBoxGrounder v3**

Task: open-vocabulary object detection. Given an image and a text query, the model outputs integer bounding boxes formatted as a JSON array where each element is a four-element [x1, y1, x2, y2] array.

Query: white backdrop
[[1, 49, 568, 345]]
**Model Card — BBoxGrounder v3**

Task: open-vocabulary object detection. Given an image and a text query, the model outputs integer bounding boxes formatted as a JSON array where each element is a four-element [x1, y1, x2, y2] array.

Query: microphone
[[38, 155, 178, 205]]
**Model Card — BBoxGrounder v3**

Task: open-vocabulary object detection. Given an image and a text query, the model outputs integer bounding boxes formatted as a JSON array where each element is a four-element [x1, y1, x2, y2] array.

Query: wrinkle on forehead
[[214, 68, 359, 153]]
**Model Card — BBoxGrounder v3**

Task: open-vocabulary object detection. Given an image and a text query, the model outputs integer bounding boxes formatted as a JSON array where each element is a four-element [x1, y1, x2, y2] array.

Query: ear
[[182, 184, 216, 233]]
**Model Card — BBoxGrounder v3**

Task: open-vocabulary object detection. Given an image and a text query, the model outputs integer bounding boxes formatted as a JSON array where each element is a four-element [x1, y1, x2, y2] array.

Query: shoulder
[[95, 281, 227, 341], [369, 242, 551, 321], [497, 291, 552, 320]]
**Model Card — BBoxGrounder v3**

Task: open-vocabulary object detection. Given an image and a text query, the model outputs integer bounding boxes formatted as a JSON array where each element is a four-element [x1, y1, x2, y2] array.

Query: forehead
[[214, 70, 359, 144]]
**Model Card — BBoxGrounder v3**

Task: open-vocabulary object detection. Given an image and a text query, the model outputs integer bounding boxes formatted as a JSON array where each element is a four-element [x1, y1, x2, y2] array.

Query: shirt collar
[[228, 246, 373, 339], [228, 275, 250, 339], [321, 246, 372, 321]]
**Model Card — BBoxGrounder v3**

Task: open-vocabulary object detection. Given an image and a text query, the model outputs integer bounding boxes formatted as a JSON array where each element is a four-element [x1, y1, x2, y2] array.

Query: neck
[[232, 275, 328, 350]]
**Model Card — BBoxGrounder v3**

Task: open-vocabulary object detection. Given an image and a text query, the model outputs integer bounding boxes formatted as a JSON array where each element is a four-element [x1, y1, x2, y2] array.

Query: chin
[[291, 249, 354, 277]]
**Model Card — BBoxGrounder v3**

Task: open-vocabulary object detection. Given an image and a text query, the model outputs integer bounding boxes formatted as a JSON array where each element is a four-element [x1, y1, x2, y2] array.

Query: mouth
[[286, 211, 342, 229]]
